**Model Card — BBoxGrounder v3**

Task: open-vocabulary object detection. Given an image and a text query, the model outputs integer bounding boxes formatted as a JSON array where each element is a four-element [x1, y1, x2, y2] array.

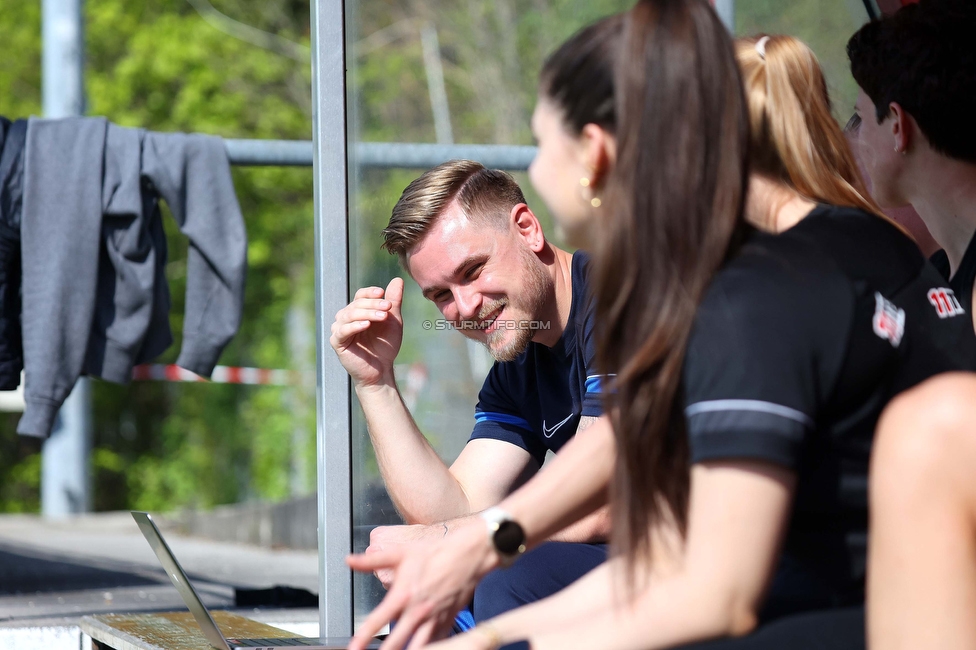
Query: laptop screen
[[132, 511, 233, 650]]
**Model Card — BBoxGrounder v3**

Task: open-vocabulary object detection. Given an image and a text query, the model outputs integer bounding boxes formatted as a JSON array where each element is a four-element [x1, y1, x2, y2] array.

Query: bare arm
[[369, 413, 609, 556], [547, 506, 611, 543], [432, 460, 795, 650], [500, 461, 793, 650], [869, 374, 976, 650], [359, 382, 537, 522], [505, 415, 614, 543], [546, 415, 611, 542], [347, 416, 616, 650], [332, 278, 535, 523]]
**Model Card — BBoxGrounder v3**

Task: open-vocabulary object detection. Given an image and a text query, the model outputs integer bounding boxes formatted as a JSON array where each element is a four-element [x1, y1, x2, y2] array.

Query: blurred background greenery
[[0, 0, 870, 515]]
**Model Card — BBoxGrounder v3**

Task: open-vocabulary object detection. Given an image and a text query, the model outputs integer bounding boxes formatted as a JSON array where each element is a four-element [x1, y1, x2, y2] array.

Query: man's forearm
[[544, 415, 612, 542], [547, 505, 611, 543], [500, 416, 615, 545], [357, 382, 470, 523]]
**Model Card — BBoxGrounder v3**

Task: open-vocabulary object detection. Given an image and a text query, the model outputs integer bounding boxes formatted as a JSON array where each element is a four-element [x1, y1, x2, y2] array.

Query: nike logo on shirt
[[543, 413, 575, 438]]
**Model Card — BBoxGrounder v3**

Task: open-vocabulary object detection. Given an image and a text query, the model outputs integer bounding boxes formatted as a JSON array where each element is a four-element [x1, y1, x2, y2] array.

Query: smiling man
[[329, 159, 609, 626]]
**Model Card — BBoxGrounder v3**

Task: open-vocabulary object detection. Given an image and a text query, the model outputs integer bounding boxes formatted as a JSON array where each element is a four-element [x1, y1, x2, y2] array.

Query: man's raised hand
[[330, 278, 405, 389]]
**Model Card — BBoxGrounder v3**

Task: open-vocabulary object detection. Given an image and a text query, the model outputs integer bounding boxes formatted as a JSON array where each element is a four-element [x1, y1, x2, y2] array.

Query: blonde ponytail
[[735, 35, 887, 219]]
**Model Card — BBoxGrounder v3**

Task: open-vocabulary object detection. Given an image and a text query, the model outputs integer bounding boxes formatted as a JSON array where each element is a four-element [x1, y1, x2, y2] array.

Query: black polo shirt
[[930, 229, 976, 320], [683, 205, 976, 617]]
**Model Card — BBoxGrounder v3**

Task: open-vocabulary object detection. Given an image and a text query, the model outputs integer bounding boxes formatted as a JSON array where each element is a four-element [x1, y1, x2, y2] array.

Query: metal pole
[[310, 0, 354, 636], [41, 0, 91, 518], [355, 142, 536, 170], [420, 23, 453, 146], [42, 0, 84, 118], [41, 378, 91, 515], [222, 139, 537, 170]]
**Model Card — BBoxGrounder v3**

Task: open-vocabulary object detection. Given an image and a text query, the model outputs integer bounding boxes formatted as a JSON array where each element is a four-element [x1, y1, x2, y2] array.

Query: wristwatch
[[480, 507, 526, 567]]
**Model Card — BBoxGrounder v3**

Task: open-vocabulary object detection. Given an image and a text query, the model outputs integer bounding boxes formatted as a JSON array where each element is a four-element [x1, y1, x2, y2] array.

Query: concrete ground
[[0, 511, 321, 647]]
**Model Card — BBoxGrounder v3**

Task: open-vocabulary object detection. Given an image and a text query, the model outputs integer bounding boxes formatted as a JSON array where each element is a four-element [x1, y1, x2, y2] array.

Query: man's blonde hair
[[382, 160, 527, 264]]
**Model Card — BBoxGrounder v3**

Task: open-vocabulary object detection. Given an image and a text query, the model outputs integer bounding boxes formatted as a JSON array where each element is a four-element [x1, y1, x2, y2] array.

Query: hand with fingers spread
[[347, 521, 500, 650], [330, 278, 405, 390], [367, 523, 454, 589]]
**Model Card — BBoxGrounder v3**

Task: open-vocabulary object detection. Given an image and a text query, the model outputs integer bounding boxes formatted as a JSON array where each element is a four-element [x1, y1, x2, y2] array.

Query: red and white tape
[[131, 364, 301, 386], [130, 362, 430, 393]]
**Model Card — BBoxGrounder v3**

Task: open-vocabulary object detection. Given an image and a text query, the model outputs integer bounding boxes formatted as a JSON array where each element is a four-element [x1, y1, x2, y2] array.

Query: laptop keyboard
[[229, 638, 322, 647]]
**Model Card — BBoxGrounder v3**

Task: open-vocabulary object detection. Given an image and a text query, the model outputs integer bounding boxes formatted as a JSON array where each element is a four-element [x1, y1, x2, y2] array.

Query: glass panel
[[346, 0, 636, 624], [346, 0, 875, 625]]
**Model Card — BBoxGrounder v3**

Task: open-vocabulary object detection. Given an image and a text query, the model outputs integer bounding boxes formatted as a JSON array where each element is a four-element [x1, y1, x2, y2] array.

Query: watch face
[[494, 519, 526, 555]]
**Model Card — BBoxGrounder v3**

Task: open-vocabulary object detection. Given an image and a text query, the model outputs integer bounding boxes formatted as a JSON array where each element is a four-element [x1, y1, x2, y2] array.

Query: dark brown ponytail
[[541, 0, 750, 574]]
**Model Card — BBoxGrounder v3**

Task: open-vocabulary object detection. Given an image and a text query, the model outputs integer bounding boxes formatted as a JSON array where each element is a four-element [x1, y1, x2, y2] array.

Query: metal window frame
[[307, 2, 538, 632], [310, 0, 354, 635], [225, 139, 536, 169]]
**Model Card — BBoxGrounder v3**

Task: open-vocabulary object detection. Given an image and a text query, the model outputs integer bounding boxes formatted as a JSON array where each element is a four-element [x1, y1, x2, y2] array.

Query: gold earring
[[579, 177, 602, 208]]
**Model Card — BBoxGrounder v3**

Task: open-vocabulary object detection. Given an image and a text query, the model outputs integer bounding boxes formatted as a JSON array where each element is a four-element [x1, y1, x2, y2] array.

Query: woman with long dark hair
[[347, 3, 976, 650]]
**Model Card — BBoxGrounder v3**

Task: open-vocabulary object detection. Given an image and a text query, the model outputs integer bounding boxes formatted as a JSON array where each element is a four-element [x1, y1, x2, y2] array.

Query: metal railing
[[224, 139, 537, 171]]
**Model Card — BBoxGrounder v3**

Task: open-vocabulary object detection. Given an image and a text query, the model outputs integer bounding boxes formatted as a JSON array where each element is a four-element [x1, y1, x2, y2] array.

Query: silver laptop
[[132, 511, 380, 650]]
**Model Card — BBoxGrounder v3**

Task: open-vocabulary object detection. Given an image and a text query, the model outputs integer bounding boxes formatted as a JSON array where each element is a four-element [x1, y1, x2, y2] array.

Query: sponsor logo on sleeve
[[873, 292, 906, 347], [927, 287, 965, 319]]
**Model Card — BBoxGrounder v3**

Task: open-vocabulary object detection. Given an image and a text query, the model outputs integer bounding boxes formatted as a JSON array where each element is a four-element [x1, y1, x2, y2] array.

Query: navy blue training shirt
[[471, 251, 605, 466]]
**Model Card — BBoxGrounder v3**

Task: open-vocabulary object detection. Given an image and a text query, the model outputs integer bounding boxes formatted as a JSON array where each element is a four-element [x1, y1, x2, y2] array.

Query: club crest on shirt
[[872, 292, 905, 347], [927, 287, 965, 319]]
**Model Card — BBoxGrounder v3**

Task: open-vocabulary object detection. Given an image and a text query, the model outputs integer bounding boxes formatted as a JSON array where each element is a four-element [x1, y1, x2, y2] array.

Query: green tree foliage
[[0, 0, 317, 512], [86, 0, 318, 511]]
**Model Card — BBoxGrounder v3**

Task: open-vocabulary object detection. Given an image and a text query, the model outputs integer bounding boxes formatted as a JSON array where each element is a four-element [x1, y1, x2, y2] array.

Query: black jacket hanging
[[0, 117, 27, 391]]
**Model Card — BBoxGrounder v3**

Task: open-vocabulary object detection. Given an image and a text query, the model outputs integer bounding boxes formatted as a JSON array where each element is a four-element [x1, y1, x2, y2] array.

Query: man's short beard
[[483, 247, 553, 362], [485, 321, 534, 363]]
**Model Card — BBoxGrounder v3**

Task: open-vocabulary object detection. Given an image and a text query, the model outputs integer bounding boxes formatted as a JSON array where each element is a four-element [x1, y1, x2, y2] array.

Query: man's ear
[[511, 203, 546, 252], [888, 102, 914, 155], [579, 123, 616, 187]]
